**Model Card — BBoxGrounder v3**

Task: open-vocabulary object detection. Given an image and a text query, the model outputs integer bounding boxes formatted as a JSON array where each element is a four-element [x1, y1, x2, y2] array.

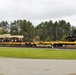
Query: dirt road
[[0, 57, 76, 75]]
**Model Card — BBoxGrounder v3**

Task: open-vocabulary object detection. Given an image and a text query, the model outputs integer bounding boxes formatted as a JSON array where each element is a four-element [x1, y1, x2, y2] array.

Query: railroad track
[[1, 45, 76, 49], [0, 45, 51, 48]]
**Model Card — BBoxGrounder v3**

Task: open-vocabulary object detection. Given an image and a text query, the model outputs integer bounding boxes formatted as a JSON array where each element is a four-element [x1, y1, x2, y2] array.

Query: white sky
[[0, 0, 76, 26]]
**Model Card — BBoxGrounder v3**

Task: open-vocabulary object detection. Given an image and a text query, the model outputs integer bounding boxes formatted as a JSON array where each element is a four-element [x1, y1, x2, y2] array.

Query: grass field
[[0, 47, 76, 59]]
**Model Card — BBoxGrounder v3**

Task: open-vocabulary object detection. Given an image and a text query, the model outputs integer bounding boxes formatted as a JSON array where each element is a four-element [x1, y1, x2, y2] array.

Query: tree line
[[0, 19, 73, 41]]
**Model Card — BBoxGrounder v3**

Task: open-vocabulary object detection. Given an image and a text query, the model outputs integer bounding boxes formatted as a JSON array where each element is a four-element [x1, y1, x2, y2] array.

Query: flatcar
[[0, 34, 76, 48], [0, 34, 41, 47]]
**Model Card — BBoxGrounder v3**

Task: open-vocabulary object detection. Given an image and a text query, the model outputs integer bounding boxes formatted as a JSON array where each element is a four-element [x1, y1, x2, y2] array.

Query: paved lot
[[0, 57, 76, 75]]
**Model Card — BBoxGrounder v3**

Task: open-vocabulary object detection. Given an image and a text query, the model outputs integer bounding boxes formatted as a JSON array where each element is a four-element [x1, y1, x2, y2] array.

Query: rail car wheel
[[25, 43, 33, 47], [33, 44, 36, 47], [53, 44, 63, 48], [25, 43, 28, 47], [58, 44, 63, 47]]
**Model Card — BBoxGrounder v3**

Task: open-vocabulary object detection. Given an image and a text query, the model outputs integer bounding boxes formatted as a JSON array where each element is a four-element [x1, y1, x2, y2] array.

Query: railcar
[[0, 34, 76, 48], [0, 34, 42, 47]]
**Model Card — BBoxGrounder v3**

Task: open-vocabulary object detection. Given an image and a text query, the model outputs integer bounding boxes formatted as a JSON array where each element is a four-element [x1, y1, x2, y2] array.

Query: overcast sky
[[0, 0, 76, 26]]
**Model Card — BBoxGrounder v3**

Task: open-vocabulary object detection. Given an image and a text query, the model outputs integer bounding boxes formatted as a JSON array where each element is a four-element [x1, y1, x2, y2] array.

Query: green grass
[[0, 47, 76, 59]]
